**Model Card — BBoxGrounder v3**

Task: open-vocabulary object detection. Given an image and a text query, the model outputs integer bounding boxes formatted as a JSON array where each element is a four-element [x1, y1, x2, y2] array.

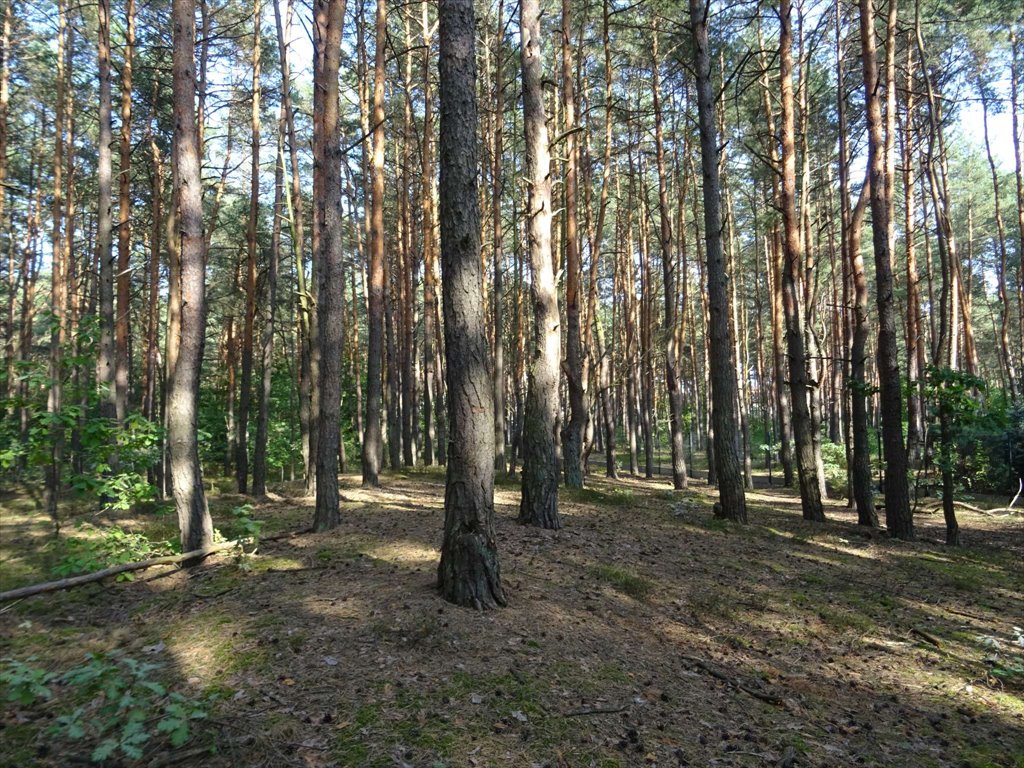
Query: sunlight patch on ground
[[363, 541, 439, 566]]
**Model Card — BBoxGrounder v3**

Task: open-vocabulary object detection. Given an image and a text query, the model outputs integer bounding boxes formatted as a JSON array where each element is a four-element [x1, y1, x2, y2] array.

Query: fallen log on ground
[[0, 540, 243, 602]]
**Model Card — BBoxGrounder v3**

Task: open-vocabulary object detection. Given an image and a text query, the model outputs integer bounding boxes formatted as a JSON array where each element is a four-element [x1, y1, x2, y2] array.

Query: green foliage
[[2, 652, 207, 762], [589, 564, 653, 600], [0, 657, 56, 706], [53, 525, 174, 581], [819, 441, 848, 491], [229, 504, 264, 541], [925, 367, 1019, 494]]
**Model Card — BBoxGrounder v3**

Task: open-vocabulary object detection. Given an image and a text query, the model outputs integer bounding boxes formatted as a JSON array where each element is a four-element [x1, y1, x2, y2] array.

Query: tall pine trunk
[[518, 0, 561, 529], [437, 0, 506, 608], [690, 0, 745, 521], [169, 0, 214, 554]]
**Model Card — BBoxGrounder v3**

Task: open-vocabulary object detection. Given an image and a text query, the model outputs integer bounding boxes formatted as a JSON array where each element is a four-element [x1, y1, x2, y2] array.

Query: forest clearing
[[1, 469, 1022, 767]]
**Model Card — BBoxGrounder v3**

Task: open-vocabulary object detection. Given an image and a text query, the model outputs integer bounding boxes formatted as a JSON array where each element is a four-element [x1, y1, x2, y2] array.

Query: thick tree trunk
[[437, 0, 506, 608], [779, 0, 824, 522], [363, 0, 386, 487], [518, 0, 561, 529], [169, 0, 214, 554], [313, 0, 345, 529], [690, 0, 745, 521], [860, 0, 912, 540]]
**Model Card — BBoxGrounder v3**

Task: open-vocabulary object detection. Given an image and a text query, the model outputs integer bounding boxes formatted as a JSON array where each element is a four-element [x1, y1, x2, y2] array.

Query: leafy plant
[[52, 652, 208, 761], [53, 525, 173, 581], [0, 657, 56, 705]]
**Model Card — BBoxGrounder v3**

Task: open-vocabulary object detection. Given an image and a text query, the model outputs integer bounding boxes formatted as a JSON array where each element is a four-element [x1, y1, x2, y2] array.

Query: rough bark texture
[[859, 0, 912, 540], [518, 0, 561, 530], [559, 0, 585, 490], [97, 0, 116, 427], [778, 0, 824, 522], [169, 0, 214, 554], [436, 0, 506, 609], [690, 0, 745, 522], [363, 0, 386, 487], [313, 0, 345, 530]]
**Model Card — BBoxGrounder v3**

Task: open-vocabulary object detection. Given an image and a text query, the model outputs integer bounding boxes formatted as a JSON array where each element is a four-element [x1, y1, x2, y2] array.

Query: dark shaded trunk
[[860, 0, 912, 540], [313, 0, 346, 529], [436, 0, 506, 608], [779, 0, 824, 522], [362, 0, 386, 487], [690, 0, 745, 521]]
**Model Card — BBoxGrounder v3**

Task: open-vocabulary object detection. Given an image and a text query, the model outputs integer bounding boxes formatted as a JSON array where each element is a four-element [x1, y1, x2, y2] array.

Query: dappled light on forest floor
[[2, 472, 1022, 767]]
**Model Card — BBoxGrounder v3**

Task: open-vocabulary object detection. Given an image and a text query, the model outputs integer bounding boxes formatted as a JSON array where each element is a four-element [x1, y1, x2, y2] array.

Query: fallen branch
[[562, 705, 628, 717], [680, 654, 790, 710], [0, 541, 243, 602], [921, 499, 1021, 516], [910, 627, 942, 648]]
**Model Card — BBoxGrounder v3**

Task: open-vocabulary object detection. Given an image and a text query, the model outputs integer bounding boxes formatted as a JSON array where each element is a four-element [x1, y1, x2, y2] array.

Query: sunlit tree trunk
[[169, 0, 214, 553]]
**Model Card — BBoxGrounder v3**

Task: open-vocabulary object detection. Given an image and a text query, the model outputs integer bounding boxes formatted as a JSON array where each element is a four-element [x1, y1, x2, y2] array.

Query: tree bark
[[518, 0, 561, 529], [653, 33, 688, 491], [860, 0, 912, 539], [169, 0, 215, 554], [691, 0, 745, 521], [97, 0, 116, 429], [313, 0, 346, 529], [778, 0, 824, 522], [237, 0, 262, 494], [114, 0, 135, 425], [559, 0, 585, 489], [363, 0, 386, 487], [437, 0, 506, 608]]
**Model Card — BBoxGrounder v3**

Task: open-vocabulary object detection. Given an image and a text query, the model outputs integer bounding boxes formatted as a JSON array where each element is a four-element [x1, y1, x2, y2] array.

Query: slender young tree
[[437, 0, 506, 608], [114, 0, 135, 424], [363, 0, 386, 487], [690, 0, 745, 521], [518, 0, 561, 529], [169, 0, 214, 553], [237, 0, 262, 494], [777, 0, 824, 522], [859, 0, 912, 539], [96, 0, 116, 426], [652, 32, 688, 491], [560, 0, 585, 489]]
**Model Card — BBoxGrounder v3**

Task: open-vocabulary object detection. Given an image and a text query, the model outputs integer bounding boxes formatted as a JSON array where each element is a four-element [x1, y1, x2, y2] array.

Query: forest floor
[[1, 467, 1023, 768]]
